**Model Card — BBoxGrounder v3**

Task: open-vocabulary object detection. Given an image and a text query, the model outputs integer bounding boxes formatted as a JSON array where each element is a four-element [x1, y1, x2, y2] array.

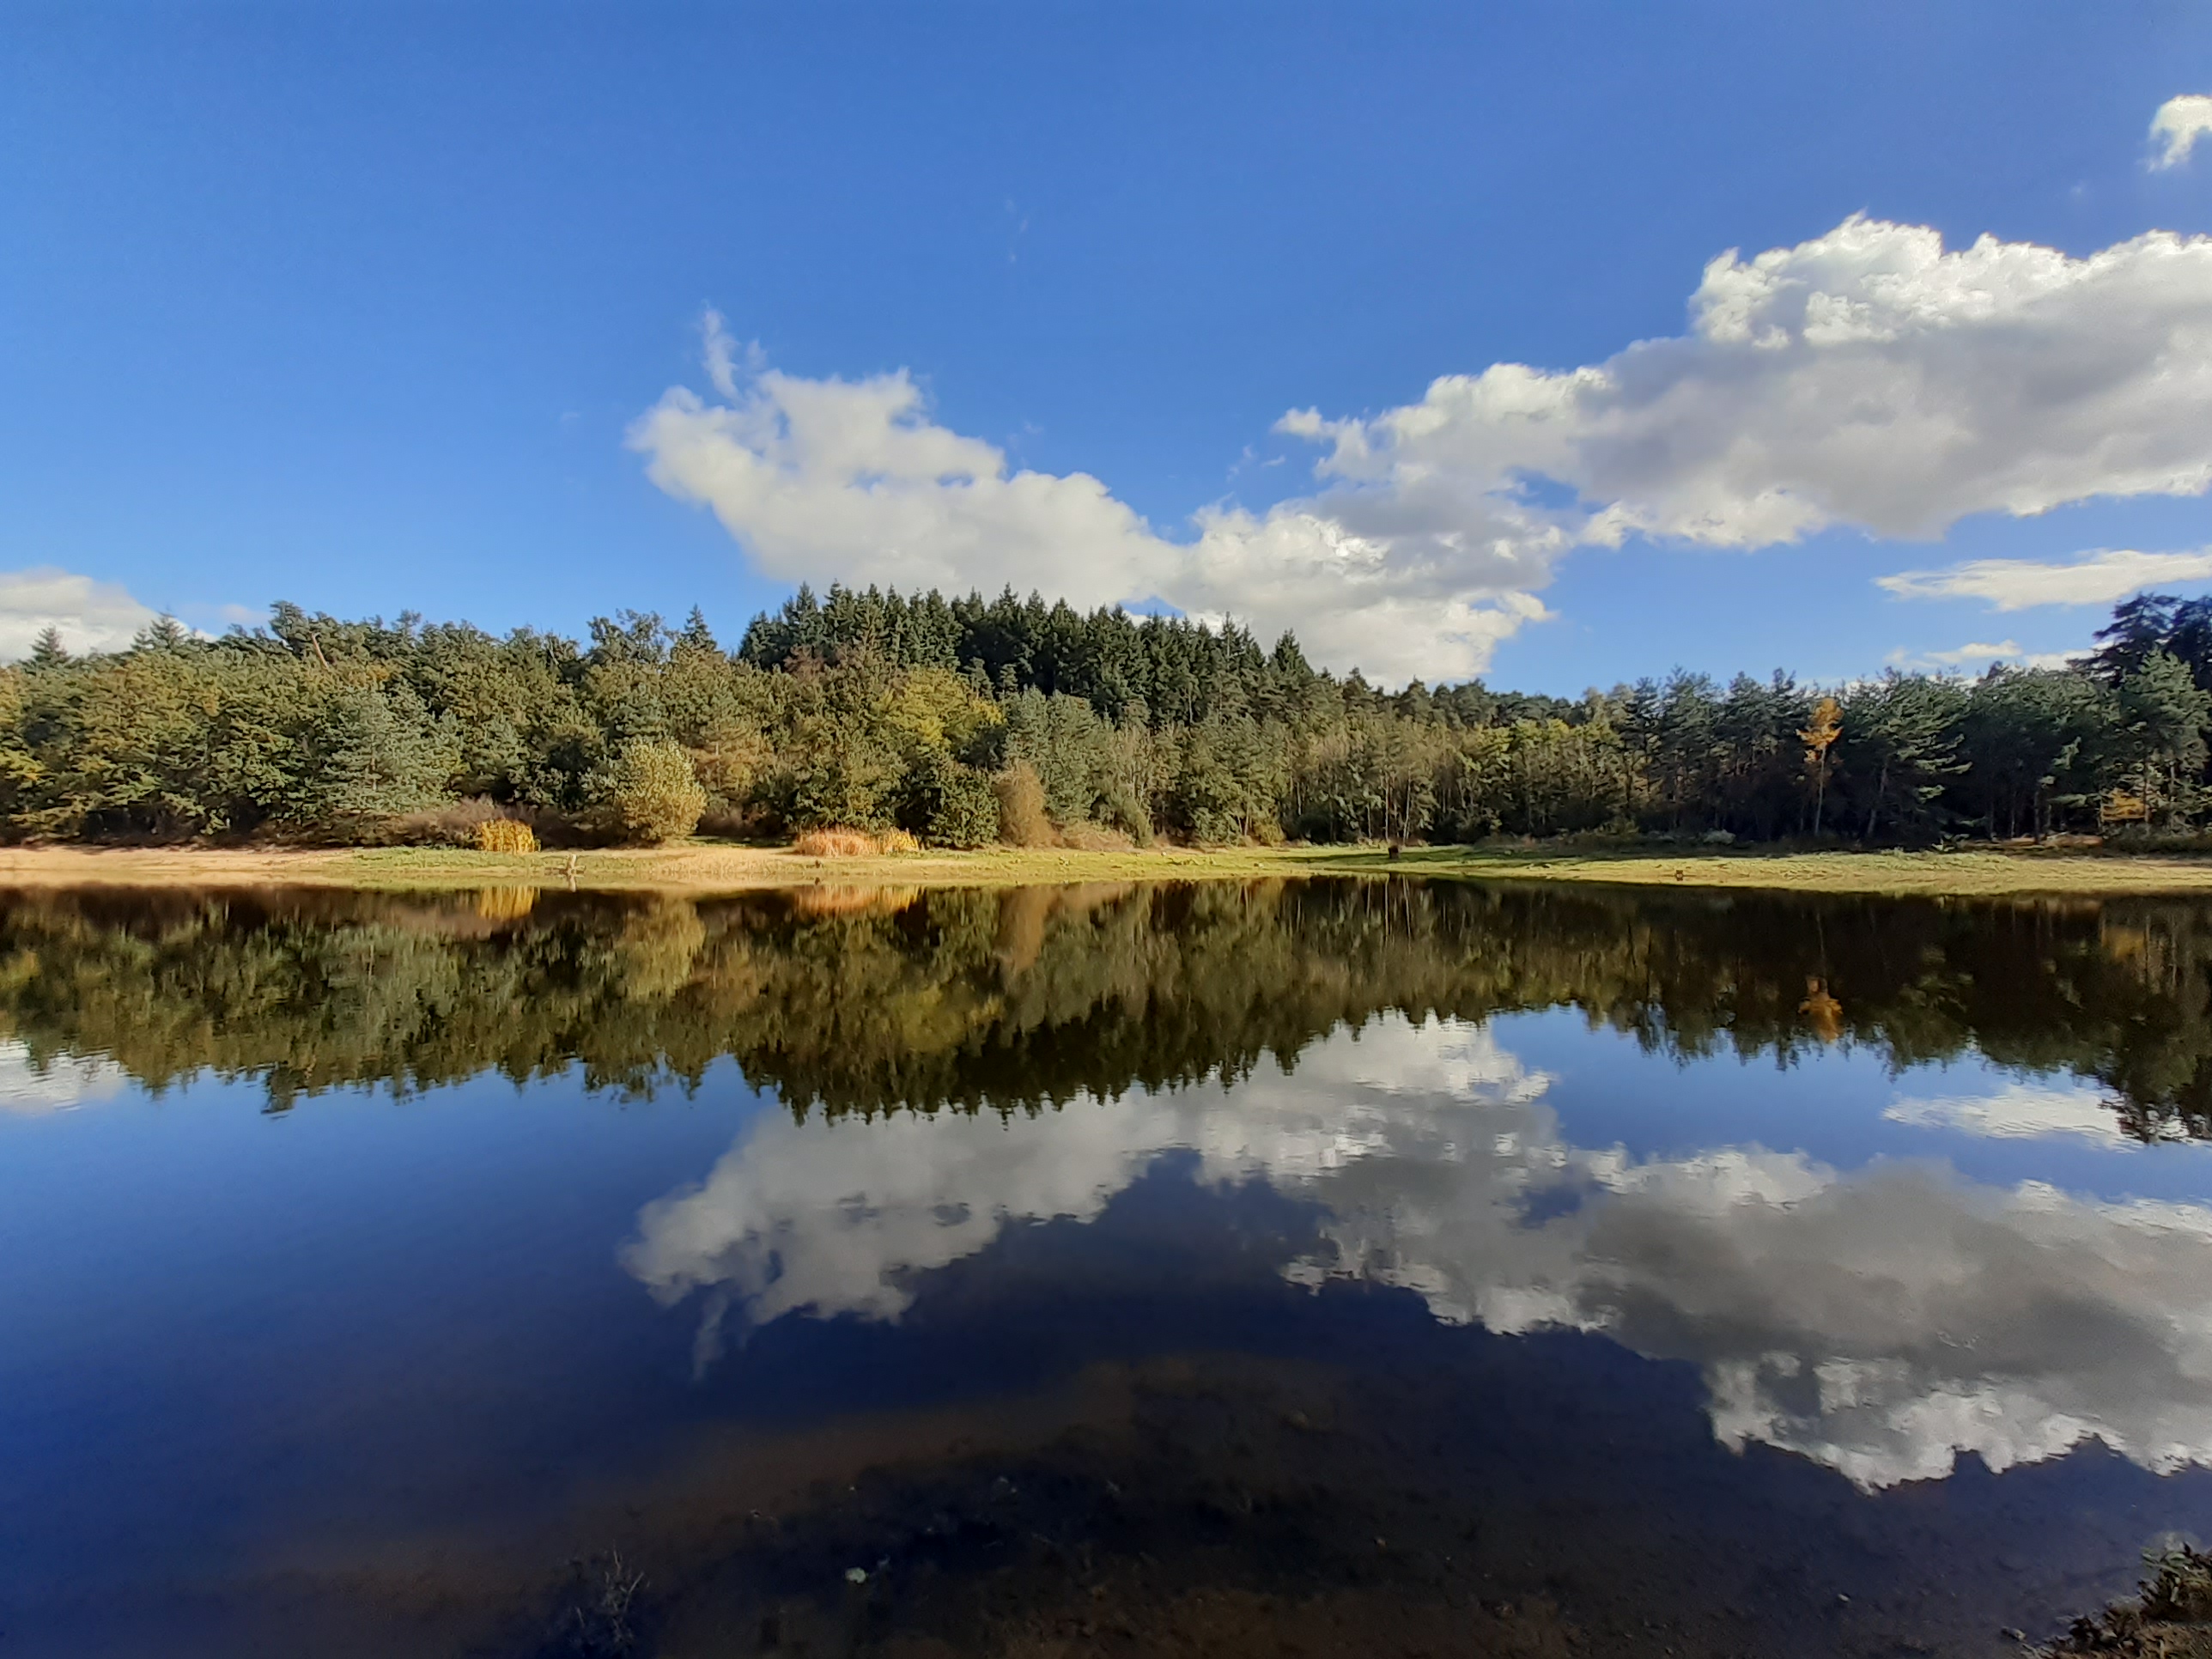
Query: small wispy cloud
[[700, 309, 763, 401], [1886, 640, 2079, 674], [2151, 94, 2212, 170], [1877, 548, 2212, 611]]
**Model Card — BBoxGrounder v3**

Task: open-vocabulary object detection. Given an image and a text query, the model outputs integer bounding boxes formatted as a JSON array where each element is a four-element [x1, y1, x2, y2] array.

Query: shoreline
[[0, 840, 2207, 896]]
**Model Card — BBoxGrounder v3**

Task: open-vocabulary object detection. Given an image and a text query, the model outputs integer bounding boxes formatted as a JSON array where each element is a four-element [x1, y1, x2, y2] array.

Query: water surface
[[5, 878, 2212, 1656]]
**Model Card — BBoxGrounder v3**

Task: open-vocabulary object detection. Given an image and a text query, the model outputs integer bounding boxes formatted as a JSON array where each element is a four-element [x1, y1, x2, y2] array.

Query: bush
[[598, 739, 706, 845], [791, 827, 921, 857], [793, 828, 879, 857], [994, 763, 1054, 848], [473, 817, 538, 854]]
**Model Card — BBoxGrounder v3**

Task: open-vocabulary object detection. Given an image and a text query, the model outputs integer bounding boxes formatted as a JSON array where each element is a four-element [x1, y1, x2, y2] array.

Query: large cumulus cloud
[[634, 218, 2212, 684]]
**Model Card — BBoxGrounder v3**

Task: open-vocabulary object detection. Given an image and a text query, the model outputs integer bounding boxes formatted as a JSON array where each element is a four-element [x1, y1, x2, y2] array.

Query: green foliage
[[2118, 649, 2212, 825], [596, 738, 706, 844], [283, 678, 457, 832], [0, 586, 2207, 847], [902, 749, 999, 848]]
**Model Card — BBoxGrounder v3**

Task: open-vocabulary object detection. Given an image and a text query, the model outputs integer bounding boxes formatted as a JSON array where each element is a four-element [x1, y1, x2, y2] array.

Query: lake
[[4, 878, 2212, 1657]]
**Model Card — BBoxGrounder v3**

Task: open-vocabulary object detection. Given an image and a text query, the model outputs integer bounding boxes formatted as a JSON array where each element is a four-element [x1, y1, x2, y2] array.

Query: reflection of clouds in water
[[1884, 1079, 2142, 1146], [620, 1022, 1545, 1329], [0, 1039, 128, 1115], [623, 1018, 2212, 1490]]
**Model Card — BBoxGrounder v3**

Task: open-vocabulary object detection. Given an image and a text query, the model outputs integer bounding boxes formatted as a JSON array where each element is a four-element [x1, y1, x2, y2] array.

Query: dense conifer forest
[[2, 584, 2208, 848]]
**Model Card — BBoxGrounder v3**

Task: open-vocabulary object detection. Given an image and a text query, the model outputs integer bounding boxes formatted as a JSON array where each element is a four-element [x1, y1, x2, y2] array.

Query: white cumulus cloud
[[2152, 94, 2212, 170], [628, 367, 1553, 684], [635, 216, 2212, 684], [1877, 547, 2212, 611], [0, 568, 161, 661], [1308, 216, 2212, 547]]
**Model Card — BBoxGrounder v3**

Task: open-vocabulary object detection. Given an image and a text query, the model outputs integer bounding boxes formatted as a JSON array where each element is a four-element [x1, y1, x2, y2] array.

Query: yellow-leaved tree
[[1800, 696, 1843, 838]]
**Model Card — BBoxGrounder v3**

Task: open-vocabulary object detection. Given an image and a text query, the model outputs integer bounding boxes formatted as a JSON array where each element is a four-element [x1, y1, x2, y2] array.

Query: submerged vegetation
[[2044, 1543, 2212, 1656], [3, 586, 2211, 849], [3, 878, 2209, 1135]]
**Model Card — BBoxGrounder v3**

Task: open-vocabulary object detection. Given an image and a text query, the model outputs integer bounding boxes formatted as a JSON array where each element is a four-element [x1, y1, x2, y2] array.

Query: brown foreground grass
[[0, 838, 2208, 896]]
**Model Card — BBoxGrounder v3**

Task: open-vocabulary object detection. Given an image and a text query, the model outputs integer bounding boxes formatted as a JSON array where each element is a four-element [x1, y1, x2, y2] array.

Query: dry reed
[[793, 828, 888, 858], [473, 818, 539, 854], [787, 826, 923, 857]]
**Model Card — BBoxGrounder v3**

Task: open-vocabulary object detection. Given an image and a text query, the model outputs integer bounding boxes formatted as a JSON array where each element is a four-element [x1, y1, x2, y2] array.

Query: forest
[[0, 583, 2208, 848]]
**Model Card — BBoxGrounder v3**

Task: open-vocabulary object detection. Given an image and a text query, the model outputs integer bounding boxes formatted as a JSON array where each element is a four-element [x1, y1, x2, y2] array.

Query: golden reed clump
[[793, 828, 921, 857], [473, 818, 539, 854]]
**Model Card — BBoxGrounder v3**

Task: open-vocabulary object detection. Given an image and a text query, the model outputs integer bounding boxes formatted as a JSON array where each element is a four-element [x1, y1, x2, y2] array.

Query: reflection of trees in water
[[0, 879, 2207, 1133]]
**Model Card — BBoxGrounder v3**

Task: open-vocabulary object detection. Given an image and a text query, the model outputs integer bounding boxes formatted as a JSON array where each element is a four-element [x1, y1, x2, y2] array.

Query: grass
[[0, 838, 2209, 896]]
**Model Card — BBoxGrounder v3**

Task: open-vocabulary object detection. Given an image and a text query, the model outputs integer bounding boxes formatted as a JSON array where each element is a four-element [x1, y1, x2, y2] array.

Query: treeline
[[2, 882, 2208, 1136], [1, 585, 2208, 846]]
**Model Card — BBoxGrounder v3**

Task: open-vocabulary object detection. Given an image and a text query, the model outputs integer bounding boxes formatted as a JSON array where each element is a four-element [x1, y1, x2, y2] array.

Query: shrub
[[994, 763, 1054, 848], [473, 817, 538, 854], [793, 828, 879, 857], [792, 826, 922, 856], [598, 739, 706, 845]]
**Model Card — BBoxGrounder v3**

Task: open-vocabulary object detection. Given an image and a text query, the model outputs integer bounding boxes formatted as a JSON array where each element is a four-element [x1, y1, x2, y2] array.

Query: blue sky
[[5, 3, 2212, 692]]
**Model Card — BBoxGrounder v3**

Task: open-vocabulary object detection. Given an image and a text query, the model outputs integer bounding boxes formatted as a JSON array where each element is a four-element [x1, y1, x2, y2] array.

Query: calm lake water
[[5, 878, 2212, 1657]]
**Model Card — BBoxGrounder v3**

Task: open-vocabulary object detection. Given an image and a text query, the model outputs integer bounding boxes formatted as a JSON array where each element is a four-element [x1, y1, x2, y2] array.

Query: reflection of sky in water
[[0, 1038, 127, 1115], [13, 975, 2212, 1650], [628, 1012, 2212, 1492]]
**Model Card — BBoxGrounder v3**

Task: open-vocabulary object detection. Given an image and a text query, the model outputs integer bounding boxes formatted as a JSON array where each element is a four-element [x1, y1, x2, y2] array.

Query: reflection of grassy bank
[[3, 840, 2212, 895]]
